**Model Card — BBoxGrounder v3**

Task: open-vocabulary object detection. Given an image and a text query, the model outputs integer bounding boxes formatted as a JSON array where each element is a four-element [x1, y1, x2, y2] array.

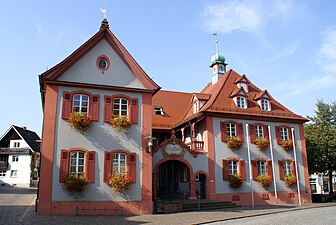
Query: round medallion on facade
[[96, 55, 110, 71]]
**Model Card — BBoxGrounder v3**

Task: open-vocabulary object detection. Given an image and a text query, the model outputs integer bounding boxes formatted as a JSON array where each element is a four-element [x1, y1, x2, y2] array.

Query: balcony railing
[[186, 141, 204, 151], [0, 148, 30, 154]]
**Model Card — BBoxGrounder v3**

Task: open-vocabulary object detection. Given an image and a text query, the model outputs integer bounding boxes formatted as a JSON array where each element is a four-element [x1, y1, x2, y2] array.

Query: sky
[[1, 0, 336, 136]]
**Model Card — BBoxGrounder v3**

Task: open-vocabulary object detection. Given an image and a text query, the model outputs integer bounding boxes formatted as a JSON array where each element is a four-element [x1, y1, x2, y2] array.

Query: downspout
[[291, 127, 301, 206], [268, 125, 278, 207], [245, 124, 254, 208]]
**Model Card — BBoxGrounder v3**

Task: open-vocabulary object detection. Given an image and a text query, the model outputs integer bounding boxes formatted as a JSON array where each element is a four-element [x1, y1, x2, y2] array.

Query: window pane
[[70, 166, 76, 173], [74, 95, 81, 101], [121, 99, 128, 105]]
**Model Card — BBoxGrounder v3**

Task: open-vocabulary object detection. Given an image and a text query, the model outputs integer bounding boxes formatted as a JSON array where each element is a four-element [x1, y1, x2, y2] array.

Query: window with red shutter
[[86, 151, 95, 183], [62, 92, 71, 119], [249, 124, 256, 143], [131, 98, 138, 124], [59, 149, 69, 182], [129, 153, 136, 183], [275, 126, 282, 145], [104, 96, 112, 122], [292, 161, 296, 178], [266, 160, 273, 179], [278, 160, 285, 180], [220, 122, 227, 142], [104, 152, 112, 184], [263, 124, 269, 141], [239, 160, 246, 180], [237, 123, 244, 143], [222, 160, 229, 180], [251, 160, 258, 180], [91, 94, 100, 121]]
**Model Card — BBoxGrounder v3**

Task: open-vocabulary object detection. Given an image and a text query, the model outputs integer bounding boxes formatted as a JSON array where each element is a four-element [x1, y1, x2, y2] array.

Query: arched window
[[113, 98, 128, 116], [73, 94, 89, 113]]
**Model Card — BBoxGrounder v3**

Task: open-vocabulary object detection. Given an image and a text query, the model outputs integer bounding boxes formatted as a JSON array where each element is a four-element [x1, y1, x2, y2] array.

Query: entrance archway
[[154, 158, 194, 200]]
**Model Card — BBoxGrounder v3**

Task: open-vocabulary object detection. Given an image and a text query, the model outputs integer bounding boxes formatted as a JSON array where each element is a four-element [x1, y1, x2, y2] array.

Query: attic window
[[261, 99, 270, 111], [237, 97, 246, 109], [96, 55, 110, 71], [154, 106, 164, 116]]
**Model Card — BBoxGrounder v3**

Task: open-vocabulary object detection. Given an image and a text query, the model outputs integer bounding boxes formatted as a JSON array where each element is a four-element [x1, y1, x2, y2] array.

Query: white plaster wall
[[51, 86, 143, 201], [10, 139, 29, 148], [0, 154, 31, 187], [57, 39, 145, 89], [213, 117, 306, 194]]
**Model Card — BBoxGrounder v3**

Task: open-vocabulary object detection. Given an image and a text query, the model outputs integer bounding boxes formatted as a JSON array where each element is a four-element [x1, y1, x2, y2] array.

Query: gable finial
[[100, 6, 107, 19], [213, 32, 219, 53]]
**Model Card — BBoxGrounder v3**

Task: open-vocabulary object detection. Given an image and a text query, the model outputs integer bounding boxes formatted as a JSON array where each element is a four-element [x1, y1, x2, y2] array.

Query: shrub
[[281, 140, 293, 151], [228, 174, 243, 188], [64, 173, 88, 195], [284, 174, 297, 186], [227, 137, 242, 150], [255, 138, 269, 150], [68, 112, 93, 132], [108, 171, 132, 192], [257, 174, 272, 187]]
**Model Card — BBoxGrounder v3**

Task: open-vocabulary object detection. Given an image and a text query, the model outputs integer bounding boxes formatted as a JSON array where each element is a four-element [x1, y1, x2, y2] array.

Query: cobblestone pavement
[[1, 186, 336, 225]]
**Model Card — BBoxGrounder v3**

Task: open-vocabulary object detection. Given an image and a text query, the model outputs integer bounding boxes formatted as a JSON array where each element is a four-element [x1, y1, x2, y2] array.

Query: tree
[[305, 100, 336, 196]]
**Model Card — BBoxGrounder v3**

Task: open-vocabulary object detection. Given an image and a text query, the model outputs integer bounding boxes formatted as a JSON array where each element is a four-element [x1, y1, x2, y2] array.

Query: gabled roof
[[234, 74, 251, 84], [230, 87, 249, 98], [0, 125, 41, 152], [254, 90, 273, 100], [192, 93, 211, 101], [40, 19, 160, 92], [152, 90, 193, 129]]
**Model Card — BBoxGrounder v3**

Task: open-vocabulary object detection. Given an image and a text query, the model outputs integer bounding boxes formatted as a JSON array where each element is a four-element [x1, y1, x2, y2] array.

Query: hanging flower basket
[[108, 171, 132, 192], [227, 137, 242, 150], [281, 140, 293, 151], [228, 174, 243, 188], [64, 173, 88, 195], [110, 115, 132, 130], [68, 112, 93, 132], [255, 138, 269, 150], [257, 174, 272, 187], [284, 174, 297, 186]]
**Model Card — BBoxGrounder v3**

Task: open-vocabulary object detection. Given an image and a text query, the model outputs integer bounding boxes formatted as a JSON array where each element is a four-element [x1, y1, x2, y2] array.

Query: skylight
[[154, 106, 164, 116]]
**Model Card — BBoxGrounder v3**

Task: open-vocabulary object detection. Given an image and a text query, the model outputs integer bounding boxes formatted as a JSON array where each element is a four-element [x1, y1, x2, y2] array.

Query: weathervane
[[100, 6, 107, 19], [213, 32, 219, 53]]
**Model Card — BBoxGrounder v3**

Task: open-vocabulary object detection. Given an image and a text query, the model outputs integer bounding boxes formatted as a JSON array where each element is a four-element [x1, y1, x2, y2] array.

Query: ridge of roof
[[157, 89, 192, 95], [41, 21, 160, 92]]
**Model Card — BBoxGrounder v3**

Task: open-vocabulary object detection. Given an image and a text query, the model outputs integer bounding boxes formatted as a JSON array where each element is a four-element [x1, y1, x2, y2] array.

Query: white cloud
[[35, 25, 48, 40], [201, 0, 294, 34], [318, 26, 336, 75]]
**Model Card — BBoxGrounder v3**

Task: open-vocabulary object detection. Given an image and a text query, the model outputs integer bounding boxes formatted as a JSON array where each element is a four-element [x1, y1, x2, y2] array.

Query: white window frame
[[113, 98, 128, 117], [228, 160, 238, 175], [154, 106, 164, 116], [237, 96, 246, 109], [113, 153, 127, 173], [258, 161, 267, 175], [0, 171, 6, 177], [261, 99, 270, 111], [255, 125, 264, 138], [194, 101, 199, 113], [280, 127, 289, 141], [226, 123, 236, 137], [72, 94, 89, 114], [284, 161, 292, 175], [69, 151, 85, 175], [10, 170, 17, 178], [12, 156, 19, 162]]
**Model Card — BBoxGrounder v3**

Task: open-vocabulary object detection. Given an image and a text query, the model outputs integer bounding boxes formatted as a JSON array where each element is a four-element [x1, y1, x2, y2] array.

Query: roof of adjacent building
[[0, 125, 41, 152], [152, 69, 307, 129]]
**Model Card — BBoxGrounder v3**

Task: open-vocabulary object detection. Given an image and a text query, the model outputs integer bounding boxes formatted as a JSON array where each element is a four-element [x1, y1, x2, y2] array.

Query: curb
[[195, 203, 336, 225]]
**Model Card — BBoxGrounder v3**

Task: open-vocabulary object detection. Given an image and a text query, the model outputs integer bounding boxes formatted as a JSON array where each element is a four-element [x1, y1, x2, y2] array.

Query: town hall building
[[37, 19, 312, 215]]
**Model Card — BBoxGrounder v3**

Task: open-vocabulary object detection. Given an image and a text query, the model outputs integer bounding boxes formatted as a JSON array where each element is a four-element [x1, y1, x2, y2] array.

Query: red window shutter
[[237, 123, 244, 143], [129, 153, 136, 183], [251, 160, 258, 180], [86, 151, 95, 183], [91, 94, 100, 122], [292, 161, 297, 178], [104, 96, 112, 122], [275, 126, 282, 145], [239, 160, 246, 180], [220, 122, 227, 142], [59, 149, 69, 182], [131, 98, 139, 124], [288, 127, 293, 141], [62, 92, 71, 120], [267, 160, 273, 179], [278, 160, 284, 180], [249, 124, 256, 143], [263, 124, 269, 142], [104, 152, 112, 184], [222, 160, 229, 180]]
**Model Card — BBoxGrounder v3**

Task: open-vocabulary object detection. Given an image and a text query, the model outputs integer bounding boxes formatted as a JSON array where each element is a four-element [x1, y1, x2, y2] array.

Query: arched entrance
[[156, 160, 190, 200]]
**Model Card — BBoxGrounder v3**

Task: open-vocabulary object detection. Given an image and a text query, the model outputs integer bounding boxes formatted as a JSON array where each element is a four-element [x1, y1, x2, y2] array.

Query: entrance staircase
[[182, 200, 240, 212]]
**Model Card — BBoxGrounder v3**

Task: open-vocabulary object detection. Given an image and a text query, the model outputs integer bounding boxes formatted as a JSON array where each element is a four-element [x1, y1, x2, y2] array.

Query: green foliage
[[228, 174, 243, 188], [305, 100, 336, 195]]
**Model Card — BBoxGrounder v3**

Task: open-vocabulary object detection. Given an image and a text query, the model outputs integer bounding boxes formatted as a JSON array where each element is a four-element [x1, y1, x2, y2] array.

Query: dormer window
[[193, 101, 199, 113], [237, 97, 246, 109], [261, 99, 270, 111], [154, 106, 164, 116], [237, 83, 248, 93]]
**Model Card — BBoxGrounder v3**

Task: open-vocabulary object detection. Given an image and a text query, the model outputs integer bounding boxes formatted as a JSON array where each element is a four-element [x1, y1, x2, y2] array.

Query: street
[[209, 206, 336, 225]]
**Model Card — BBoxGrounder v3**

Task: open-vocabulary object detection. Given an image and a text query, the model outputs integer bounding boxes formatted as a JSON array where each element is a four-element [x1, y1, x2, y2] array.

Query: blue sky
[[1, 0, 336, 136]]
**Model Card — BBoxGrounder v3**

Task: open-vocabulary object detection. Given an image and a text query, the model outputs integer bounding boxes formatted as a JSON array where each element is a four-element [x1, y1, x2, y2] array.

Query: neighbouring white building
[[0, 125, 40, 187], [310, 172, 336, 195]]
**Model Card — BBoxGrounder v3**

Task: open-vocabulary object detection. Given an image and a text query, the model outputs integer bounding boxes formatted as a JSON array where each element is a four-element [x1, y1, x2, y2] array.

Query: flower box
[[64, 173, 88, 195], [255, 138, 269, 150], [284, 174, 297, 186], [108, 171, 132, 192], [228, 174, 243, 188], [257, 174, 272, 187], [227, 137, 242, 150], [68, 112, 93, 132], [110, 115, 132, 130], [281, 140, 293, 151]]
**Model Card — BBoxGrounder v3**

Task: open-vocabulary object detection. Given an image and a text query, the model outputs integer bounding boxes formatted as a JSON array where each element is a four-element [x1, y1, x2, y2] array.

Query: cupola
[[210, 33, 227, 84]]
